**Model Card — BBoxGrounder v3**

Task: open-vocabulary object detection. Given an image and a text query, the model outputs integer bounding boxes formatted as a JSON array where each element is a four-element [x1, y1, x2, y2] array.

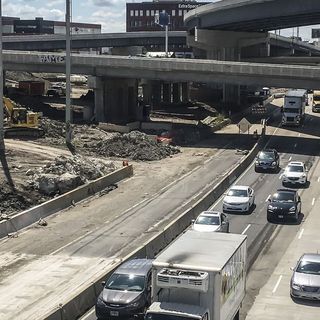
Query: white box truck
[[145, 230, 247, 320], [282, 89, 307, 126]]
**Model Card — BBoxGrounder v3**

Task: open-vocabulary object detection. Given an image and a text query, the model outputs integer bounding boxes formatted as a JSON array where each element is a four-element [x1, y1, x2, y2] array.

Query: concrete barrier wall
[[43, 137, 264, 320], [0, 165, 133, 239]]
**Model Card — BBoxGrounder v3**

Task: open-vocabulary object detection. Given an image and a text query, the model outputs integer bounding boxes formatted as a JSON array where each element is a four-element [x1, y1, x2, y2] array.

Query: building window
[[135, 20, 138, 27], [130, 20, 134, 27], [135, 10, 138, 16], [179, 10, 182, 16], [140, 10, 143, 16], [172, 10, 176, 16], [151, 10, 154, 16], [146, 10, 150, 16], [130, 10, 134, 17], [156, 10, 159, 15]]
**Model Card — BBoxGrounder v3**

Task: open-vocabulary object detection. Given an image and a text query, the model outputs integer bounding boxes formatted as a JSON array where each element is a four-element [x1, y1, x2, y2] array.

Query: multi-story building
[[126, 0, 209, 32], [3, 16, 101, 35]]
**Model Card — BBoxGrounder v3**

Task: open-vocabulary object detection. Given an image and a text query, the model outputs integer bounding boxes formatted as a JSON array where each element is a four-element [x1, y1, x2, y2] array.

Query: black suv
[[267, 189, 301, 223], [255, 149, 280, 172]]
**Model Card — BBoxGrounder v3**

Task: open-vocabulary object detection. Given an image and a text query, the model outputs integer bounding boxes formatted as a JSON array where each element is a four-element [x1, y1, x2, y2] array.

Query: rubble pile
[[93, 131, 180, 161], [29, 155, 116, 195]]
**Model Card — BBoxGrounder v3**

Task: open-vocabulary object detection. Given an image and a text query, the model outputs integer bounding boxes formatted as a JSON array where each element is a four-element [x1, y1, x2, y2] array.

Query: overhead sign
[[312, 29, 320, 38], [39, 55, 65, 63], [237, 117, 252, 133], [155, 12, 170, 27]]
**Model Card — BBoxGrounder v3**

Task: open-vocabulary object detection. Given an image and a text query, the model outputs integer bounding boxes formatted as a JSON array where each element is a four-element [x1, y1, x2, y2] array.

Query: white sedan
[[192, 211, 229, 233], [282, 161, 308, 186], [222, 186, 255, 213]]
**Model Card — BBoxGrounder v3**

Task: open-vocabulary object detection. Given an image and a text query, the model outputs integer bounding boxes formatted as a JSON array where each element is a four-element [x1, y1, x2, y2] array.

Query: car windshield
[[227, 189, 248, 197], [258, 152, 274, 160], [195, 215, 220, 225], [296, 261, 320, 275], [271, 192, 295, 202], [106, 273, 145, 292], [287, 165, 304, 172]]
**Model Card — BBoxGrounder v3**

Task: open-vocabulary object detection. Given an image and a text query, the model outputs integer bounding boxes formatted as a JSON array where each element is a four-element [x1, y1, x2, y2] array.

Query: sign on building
[[312, 29, 320, 38]]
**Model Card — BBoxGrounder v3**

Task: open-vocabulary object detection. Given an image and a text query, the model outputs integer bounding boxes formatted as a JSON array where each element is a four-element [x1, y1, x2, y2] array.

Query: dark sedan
[[255, 149, 280, 172], [267, 189, 301, 223]]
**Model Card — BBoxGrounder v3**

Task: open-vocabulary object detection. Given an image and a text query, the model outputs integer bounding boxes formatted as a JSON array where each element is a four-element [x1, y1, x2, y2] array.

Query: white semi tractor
[[145, 230, 247, 320], [282, 89, 307, 126]]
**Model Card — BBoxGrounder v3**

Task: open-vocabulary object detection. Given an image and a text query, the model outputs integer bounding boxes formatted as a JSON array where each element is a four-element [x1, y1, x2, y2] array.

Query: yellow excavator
[[3, 97, 44, 138]]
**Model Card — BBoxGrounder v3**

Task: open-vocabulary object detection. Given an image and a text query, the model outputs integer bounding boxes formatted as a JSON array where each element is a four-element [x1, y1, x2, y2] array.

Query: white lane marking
[[312, 198, 315, 206], [298, 229, 305, 240], [80, 309, 95, 320], [49, 230, 94, 255], [272, 275, 283, 294], [318, 177, 320, 183], [294, 143, 298, 148], [298, 133, 301, 137], [289, 156, 292, 161], [241, 224, 251, 235], [279, 173, 283, 180], [265, 195, 271, 202]]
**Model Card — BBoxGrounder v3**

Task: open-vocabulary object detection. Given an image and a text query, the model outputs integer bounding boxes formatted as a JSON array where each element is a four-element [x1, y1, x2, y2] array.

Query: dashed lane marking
[[298, 229, 304, 240], [272, 275, 283, 294], [241, 224, 251, 235]]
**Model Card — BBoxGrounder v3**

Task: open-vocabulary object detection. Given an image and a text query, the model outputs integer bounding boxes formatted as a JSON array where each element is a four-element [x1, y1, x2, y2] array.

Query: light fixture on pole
[[0, 1, 4, 151], [65, 0, 72, 145], [155, 11, 170, 57]]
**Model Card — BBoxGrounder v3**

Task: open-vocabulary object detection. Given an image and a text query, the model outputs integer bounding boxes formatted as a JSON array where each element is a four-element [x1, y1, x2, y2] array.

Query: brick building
[[126, 0, 209, 32]]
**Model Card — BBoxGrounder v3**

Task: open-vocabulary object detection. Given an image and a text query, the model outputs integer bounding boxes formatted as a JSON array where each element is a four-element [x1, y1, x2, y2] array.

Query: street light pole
[[0, 1, 4, 151], [65, 0, 72, 144], [165, 24, 168, 57]]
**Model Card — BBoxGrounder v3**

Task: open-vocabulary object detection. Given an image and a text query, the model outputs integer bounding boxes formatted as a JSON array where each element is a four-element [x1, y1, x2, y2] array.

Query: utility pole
[[65, 0, 72, 145], [0, 1, 4, 151], [165, 24, 168, 57]]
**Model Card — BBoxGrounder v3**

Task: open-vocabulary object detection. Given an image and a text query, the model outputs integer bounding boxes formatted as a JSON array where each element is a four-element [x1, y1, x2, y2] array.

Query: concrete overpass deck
[[4, 50, 320, 88], [185, 0, 320, 32]]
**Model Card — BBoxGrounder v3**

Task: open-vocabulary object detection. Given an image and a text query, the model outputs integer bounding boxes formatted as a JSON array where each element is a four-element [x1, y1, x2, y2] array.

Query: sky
[[2, 0, 320, 40]]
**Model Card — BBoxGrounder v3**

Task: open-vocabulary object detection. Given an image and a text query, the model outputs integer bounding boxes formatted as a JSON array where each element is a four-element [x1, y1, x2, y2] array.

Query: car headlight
[[128, 299, 141, 308], [289, 206, 296, 211], [96, 295, 105, 307], [272, 161, 276, 166], [268, 205, 274, 211], [301, 174, 306, 178], [292, 283, 302, 291], [255, 160, 260, 164]]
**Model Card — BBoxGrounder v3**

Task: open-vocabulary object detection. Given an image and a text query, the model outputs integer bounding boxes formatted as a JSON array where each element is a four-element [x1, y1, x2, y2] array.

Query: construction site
[[0, 71, 274, 219]]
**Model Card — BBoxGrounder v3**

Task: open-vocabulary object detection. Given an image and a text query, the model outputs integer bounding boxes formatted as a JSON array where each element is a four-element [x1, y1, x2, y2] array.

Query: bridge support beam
[[172, 83, 180, 104], [89, 76, 139, 124], [181, 82, 190, 102], [152, 81, 162, 108], [162, 83, 171, 104]]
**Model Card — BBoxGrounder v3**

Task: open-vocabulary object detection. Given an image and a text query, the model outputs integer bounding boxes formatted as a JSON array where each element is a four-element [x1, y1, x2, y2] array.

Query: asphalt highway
[[82, 107, 320, 320]]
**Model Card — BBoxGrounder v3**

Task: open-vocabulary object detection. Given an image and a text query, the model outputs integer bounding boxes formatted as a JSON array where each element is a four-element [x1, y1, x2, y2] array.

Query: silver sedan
[[290, 253, 320, 300]]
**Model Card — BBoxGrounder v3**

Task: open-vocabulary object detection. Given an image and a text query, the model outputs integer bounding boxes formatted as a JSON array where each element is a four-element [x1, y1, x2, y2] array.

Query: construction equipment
[[3, 97, 44, 138]]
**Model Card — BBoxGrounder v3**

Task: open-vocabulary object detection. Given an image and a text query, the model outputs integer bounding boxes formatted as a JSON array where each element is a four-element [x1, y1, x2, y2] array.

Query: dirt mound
[[93, 131, 180, 161], [0, 183, 35, 215]]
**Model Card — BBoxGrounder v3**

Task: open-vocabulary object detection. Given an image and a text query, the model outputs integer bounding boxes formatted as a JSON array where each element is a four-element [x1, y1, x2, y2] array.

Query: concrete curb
[[43, 135, 265, 320], [0, 165, 133, 239]]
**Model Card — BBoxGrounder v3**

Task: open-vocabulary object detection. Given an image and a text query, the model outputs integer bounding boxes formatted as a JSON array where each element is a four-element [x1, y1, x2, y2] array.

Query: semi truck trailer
[[282, 89, 307, 126], [145, 230, 247, 320]]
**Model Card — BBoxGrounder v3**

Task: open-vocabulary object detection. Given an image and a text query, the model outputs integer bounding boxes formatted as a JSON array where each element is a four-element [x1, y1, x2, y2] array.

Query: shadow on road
[[0, 146, 15, 190]]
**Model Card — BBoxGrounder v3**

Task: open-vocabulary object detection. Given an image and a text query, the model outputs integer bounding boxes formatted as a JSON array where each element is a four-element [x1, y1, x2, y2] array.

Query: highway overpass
[[4, 51, 320, 89], [2, 31, 187, 51], [185, 0, 320, 32]]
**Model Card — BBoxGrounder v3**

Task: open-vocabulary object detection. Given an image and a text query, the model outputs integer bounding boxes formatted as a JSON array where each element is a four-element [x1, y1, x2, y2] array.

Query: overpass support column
[[162, 83, 171, 104], [151, 81, 162, 108], [181, 82, 190, 102], [142, 81, 152, 105], [88, 76, 105, 122], [172, 83, 180, 104]]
